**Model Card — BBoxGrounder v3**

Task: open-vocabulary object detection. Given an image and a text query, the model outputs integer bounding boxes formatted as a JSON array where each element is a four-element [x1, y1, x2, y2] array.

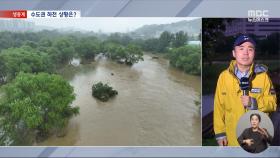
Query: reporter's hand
[[217, 137, 228, 146], [241, 96, 251, 108]]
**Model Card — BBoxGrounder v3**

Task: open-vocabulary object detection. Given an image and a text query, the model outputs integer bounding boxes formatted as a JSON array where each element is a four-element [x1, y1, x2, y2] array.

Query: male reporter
[[213, 35, 277, 146]]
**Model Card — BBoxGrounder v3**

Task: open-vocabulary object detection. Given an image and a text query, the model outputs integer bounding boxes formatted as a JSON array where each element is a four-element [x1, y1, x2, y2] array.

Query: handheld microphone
[[240, 77, 250, 96]]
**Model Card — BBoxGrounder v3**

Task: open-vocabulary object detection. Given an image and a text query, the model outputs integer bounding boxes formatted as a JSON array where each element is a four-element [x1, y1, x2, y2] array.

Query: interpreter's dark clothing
[[238, 127, 272, 153]]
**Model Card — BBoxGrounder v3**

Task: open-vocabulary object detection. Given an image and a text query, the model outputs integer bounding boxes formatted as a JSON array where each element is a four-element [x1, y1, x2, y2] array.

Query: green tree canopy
[[0, 46, 53, 82], [107, 33, 132, 46], [52, 37, 75, 64], [103, 42, 143, 65], [75, 37, 101, 59], [168, 45, 201, 75], [143, 38, 159, 52], [92, 82, 118, 102], [0, 72, 79, 145], [158, 31, 173, 52], [172, 31, 188, 48], [125, 44, 144, 65]]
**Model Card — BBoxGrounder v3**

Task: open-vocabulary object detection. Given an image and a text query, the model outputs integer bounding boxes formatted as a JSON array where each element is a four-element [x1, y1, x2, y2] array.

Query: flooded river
[[38, 54, 201, 146]]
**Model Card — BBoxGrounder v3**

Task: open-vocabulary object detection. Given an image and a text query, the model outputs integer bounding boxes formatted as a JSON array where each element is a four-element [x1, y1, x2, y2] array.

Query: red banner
[[0, 10, 27, 18]]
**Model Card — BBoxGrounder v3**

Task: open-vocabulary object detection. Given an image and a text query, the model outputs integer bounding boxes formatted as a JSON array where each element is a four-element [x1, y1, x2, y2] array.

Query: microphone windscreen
[[240, 77, 250, 90]]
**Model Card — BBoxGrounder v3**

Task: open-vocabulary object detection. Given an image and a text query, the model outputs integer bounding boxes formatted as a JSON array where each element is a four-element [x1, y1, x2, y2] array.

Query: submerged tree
[[124, 44, 144, 65], [0, 72, 79, 145], [103, 42, 144, 65], [92, 82, 118, 102]]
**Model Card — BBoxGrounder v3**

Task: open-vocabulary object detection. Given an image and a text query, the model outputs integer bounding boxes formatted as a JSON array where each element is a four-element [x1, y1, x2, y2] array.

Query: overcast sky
[[27, 17, 200, 33]]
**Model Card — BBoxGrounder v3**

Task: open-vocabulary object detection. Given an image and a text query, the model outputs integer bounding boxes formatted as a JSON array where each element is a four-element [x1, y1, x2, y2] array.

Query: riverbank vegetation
[[0, 30, 200, 79], [133, 31, 201, 75], [99, 31, 201, 75], [168, 45, 201, 75]]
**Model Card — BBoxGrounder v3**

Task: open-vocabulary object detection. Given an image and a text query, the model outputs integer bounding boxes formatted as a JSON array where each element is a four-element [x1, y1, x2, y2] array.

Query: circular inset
[[236, 110, 274, 153]]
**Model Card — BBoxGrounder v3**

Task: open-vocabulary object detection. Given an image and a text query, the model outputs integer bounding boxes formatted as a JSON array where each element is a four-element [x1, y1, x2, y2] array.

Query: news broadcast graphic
[[0, 0, 280, 158]]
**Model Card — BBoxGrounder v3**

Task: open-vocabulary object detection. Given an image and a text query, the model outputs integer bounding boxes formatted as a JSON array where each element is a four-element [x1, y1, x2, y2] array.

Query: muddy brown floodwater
[[38, 53, 201, 146]]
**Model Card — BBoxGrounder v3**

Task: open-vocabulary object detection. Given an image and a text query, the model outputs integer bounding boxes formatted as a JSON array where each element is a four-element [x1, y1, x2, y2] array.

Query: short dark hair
[[250, 113, 261, 122]]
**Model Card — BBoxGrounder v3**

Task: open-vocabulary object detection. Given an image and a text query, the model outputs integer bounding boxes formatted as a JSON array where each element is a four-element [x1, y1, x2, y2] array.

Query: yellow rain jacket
[[214, 60, 277, 146]]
